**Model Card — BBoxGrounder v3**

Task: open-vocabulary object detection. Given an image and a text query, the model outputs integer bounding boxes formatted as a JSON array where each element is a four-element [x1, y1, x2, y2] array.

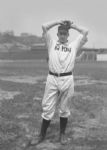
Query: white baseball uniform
[[42, 31, 87, 120]]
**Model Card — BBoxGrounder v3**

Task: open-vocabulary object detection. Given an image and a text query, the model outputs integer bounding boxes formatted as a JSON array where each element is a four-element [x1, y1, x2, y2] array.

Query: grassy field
[[0, 60, 107, 150]]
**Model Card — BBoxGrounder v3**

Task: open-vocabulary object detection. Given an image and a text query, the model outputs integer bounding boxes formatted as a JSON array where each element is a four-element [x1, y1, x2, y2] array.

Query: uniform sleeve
[[42, 31, 53, 50], [74, 34, 88, 52]]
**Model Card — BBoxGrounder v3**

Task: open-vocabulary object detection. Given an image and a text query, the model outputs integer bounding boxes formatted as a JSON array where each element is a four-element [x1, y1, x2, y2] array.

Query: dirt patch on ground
[[0, 89, 21, 101], [0, 75, 45, 84]]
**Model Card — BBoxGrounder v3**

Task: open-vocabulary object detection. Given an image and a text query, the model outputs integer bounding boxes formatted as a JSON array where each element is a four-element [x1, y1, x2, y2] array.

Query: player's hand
[[70, 23, 77, 29], [59, 20, 66, 25], [63, 20, 73, 25], [63, 20, 73, 29]]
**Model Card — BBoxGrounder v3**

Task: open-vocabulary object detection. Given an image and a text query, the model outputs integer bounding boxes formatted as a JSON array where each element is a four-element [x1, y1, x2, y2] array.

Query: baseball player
[[31, 20, 88, 145]]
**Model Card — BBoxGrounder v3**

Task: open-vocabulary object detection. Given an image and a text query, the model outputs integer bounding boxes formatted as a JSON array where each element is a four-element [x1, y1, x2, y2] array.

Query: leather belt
[[49, 71, 72, 77]]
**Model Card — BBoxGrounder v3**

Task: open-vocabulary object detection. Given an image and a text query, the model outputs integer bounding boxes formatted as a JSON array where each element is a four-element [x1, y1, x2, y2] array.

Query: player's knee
[[42, 111, 55, 120], [59, 110, 70, 118]]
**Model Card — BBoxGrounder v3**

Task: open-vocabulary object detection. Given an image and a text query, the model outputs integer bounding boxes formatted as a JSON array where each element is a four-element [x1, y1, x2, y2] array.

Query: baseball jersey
[[43, 32, 87, 74]]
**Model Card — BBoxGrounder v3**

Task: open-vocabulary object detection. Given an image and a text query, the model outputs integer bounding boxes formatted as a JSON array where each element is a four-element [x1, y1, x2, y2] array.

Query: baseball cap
[[58, 25, 69, 33]]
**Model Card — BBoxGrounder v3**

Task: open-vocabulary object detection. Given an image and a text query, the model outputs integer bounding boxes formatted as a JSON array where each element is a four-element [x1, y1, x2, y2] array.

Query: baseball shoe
[[52, 133, 69, 145], [59, 133, 69, 145], [27, 118, 51, 146], [29, 135, 45, 146]]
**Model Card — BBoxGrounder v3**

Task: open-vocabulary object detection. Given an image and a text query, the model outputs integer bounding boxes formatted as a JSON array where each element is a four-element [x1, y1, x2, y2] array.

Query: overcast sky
[[0, 0, 107, 48]]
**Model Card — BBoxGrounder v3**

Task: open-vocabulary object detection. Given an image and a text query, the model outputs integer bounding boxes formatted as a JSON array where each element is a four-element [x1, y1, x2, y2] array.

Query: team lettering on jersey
[[55, 43, 71, 52], [55, 43, 60, 50]]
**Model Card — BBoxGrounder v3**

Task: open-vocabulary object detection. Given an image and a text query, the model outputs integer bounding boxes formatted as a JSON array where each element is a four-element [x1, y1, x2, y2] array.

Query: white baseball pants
[[42, 74, 74, 120]]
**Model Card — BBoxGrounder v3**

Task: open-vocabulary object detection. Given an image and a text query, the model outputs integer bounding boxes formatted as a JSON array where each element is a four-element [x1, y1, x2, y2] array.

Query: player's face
[[57, 30, 69, 43]]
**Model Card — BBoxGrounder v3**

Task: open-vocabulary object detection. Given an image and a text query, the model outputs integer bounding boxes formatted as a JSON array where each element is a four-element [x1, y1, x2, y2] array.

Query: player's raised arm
[[42, 20, 64, 33], [69, 21, 89, 50], [76, 51, 85, 62], [42, 20, 64, 49], [70, 22, 88, 37]]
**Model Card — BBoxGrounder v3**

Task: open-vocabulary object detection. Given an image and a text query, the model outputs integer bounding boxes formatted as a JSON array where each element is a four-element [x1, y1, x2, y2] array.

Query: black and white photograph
[[0, 0, 107, 150]]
